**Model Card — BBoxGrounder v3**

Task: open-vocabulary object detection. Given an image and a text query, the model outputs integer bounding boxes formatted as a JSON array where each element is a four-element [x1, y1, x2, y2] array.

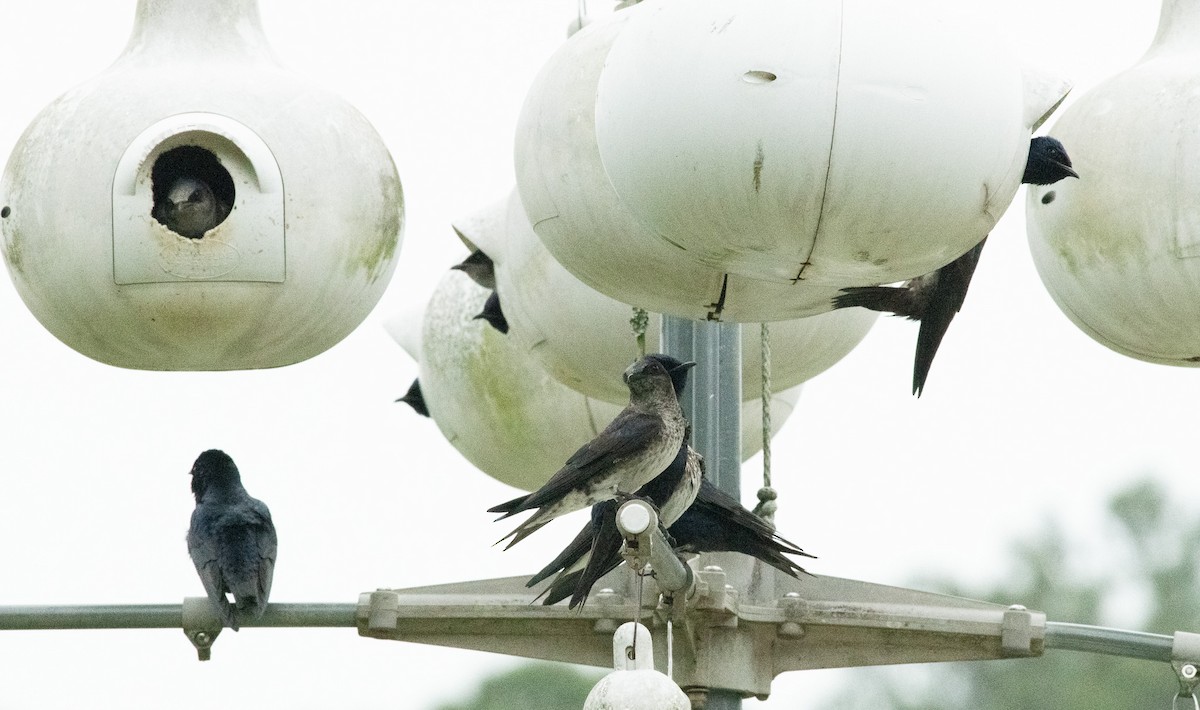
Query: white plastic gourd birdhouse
[[388, 271, 800, 492], [455, 191, 877, 405], [1027, 0, 1200, 364], [401, 271, 621, 491], [0, 0, 402, 370], [584, 623, 690, 710], [514, 0, 1071, 322]]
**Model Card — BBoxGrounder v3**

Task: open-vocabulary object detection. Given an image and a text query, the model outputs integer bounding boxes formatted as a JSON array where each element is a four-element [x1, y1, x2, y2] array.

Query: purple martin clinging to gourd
[[152, 176, 232, 239], [474, 291, 509, 335], [489, 354, 695, 549], [832, 136, 1078, 396], [452, 250, 496, 290], [395, 378, 429, 417], [186, 449, 277, 631]]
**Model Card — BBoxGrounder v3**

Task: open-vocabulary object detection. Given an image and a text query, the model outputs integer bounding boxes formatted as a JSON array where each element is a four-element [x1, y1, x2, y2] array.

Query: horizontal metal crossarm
[[0, 562, 1197, 693], [1045, 622, 1175, 662], [0, 603, 356, 630]]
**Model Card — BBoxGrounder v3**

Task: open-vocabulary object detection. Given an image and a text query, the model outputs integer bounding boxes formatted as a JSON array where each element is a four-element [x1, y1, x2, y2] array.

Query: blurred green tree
[[818, 479, 1195, 710], [432, 662, 605, 710]]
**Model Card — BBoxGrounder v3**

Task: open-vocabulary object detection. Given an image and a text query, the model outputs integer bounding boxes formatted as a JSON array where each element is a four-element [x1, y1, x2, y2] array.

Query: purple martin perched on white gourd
[[395, 379, 429, 417], [833, 135, 1078, 396], [489, 354, 695, 549], [536, 477, 814, 608], [152, 176, 232, 239], [452, 250, 496, 290], [186, 449, 277, 631], [474, 291, 509, 335]]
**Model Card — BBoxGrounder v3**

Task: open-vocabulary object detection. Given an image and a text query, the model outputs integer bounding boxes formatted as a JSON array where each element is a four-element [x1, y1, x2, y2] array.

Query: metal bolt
[[785, 592, 800, 598], [192, 631, 211, 647], [703, 565, 724, 573], [1008, 604, 1027, 611], [1184, 664, 1198, 680], [778, 621, 804, 638]]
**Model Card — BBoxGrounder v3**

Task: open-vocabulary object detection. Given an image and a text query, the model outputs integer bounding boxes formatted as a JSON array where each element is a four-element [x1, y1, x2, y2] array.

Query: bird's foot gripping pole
[[181, 597, 223, 661]]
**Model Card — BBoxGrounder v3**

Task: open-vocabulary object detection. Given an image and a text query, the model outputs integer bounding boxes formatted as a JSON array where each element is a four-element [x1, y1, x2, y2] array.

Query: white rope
[[753, 323, 778, 526]]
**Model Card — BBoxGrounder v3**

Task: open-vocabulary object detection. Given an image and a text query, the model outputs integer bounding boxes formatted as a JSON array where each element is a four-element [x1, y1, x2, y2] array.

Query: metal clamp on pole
[[615, 499, 693, 596], [1172, 632, 1200, 710]]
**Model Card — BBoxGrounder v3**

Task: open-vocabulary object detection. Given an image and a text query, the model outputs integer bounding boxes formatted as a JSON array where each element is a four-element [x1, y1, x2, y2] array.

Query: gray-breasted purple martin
[[535, 477, 814, 608], [452, 250, 496, 290], [152, 176, 232, 239], [527, 353, 700, 607], [833, 135, 1078, 396], [529, 443, 704, 608], [395, 379, 429, 417], [186, 449, 277, 631], [489, 354, 695, 549], [474, 291, 509, 335]]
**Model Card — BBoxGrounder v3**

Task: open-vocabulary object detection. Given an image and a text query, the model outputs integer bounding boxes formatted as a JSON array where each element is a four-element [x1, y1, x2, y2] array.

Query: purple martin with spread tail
[[535, 477, 814, 608], [489, 354, 695, 549], [395, 378, 429, 417], [527, 353, 700, 607], [452, 250, 496, 290], [474, 291, 509, 335], [529, 443, 704, 608], [833, 135, 1078, 395], [152, 176, 231, 239], [186, 449, 277, 631]]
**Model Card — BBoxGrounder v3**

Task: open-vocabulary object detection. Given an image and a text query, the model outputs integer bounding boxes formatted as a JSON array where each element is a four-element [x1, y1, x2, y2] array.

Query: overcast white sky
[[0, 1, 1183, 708]]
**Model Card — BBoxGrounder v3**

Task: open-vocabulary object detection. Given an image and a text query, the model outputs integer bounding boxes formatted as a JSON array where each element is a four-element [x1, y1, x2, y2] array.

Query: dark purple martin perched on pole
[[832, 136, 1078, 396], [489, 354, 695, 549], [451, 249, 496, 290], [187, 449, 277, 631]]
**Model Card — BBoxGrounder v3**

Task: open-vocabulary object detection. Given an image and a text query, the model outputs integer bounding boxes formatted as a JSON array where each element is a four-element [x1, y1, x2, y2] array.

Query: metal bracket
[[1172, 632, 1200, 710], [1002, 605, 1038, 657], [180, 597, 222, 661]]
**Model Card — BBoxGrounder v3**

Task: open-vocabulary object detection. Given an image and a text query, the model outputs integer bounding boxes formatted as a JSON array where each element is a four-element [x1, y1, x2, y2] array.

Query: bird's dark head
[[641, 354, 697, 399], [1023, 136, 1078, 185], [623, 354, 690, 399], [189, 449, 241, 502]]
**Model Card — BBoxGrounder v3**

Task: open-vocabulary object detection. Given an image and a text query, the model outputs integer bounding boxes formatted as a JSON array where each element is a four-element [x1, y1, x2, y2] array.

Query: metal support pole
[[661, 317, 742, 496], [662, 315, 743, 709], [0, 602, 356, 630]]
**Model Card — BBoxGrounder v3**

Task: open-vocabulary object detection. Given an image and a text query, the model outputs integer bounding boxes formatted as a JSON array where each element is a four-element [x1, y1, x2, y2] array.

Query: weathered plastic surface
[[1028, 0, 1200, 364], [405, 271, 621, 492], [0, 0, 402, 370], [514, 0, 1069, 322], [386, 272, 801, 492], [458, 191, 877, 404]]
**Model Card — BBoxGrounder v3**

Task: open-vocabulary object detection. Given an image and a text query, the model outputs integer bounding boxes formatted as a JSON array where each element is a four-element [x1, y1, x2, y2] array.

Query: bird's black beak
[[1059, 162, 1079, 179], [675, 361, 697, 372]]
